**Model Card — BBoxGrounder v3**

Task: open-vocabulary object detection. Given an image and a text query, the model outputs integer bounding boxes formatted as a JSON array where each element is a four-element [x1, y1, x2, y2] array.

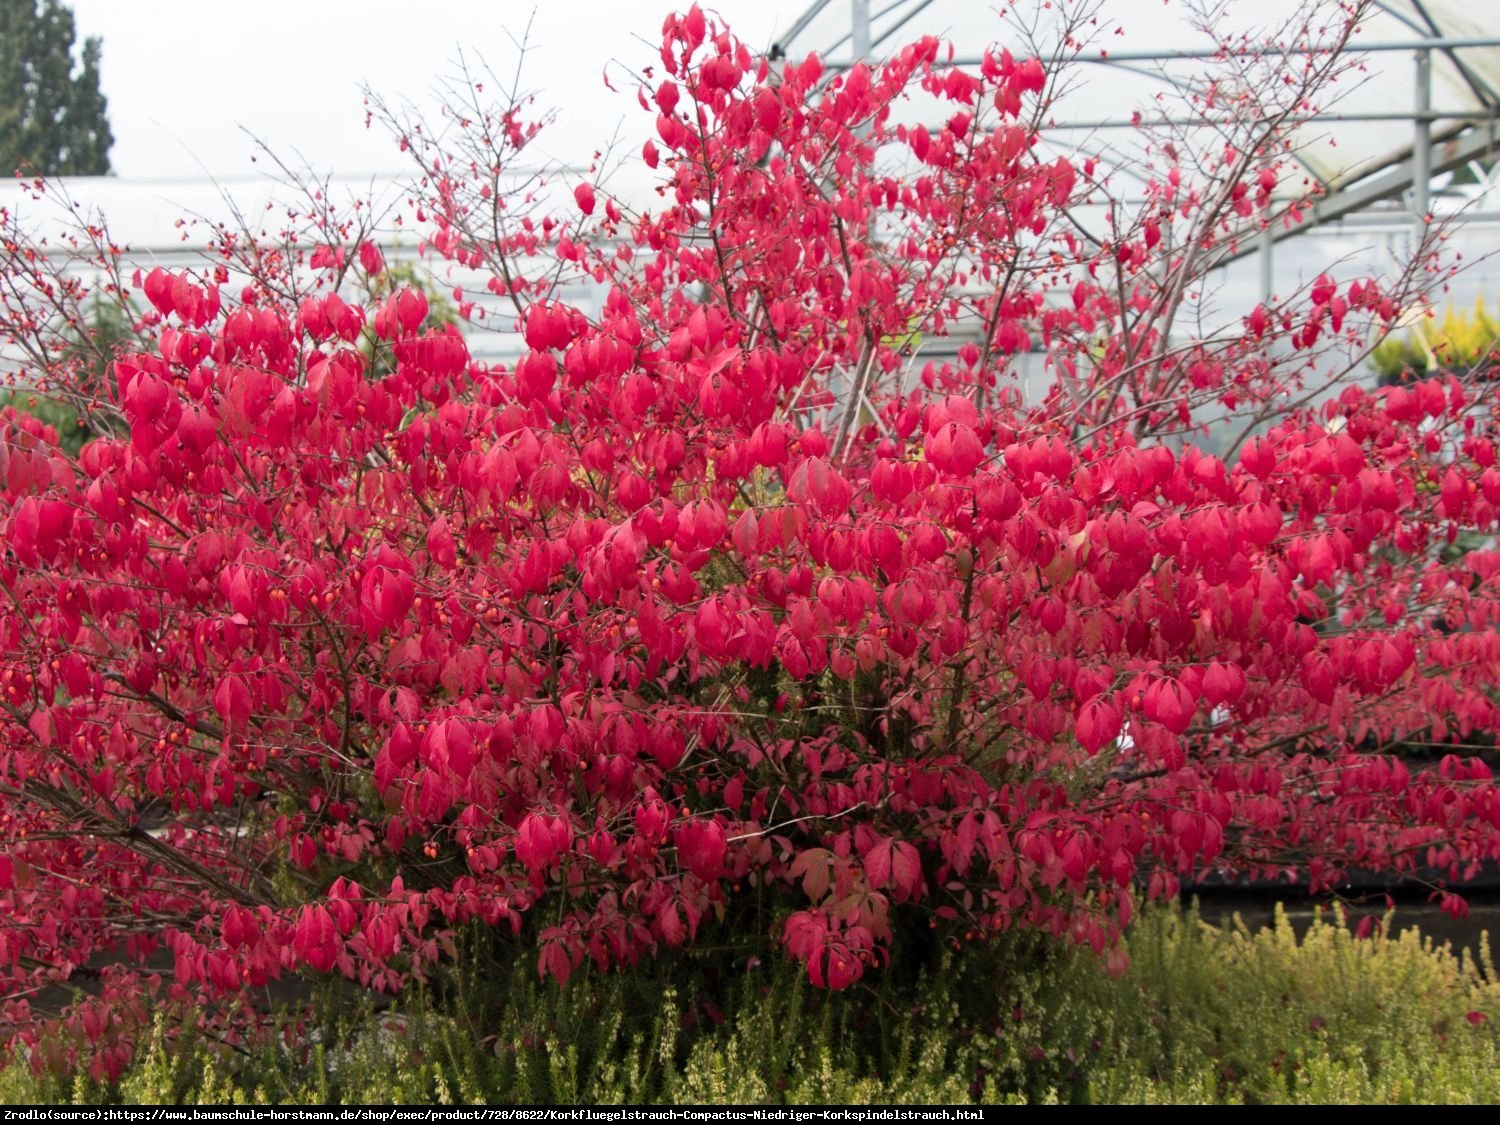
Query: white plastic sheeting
[[770, 0, 1500, 199]]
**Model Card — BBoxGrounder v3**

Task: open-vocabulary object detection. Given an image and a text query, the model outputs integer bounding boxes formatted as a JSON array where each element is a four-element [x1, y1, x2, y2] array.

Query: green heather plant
[[2, 904, 1498, 1105], [1058, 906, 1500, 1103]]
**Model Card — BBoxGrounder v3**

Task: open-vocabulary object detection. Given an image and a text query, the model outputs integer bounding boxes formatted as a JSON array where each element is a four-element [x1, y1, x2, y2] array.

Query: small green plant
[[0, 292, 136, 457], [3, 904, 1497, 1105], [1369, 297, 1500, 384], [357, 256, 460, 379], [1017, 904, 1500, 1104]]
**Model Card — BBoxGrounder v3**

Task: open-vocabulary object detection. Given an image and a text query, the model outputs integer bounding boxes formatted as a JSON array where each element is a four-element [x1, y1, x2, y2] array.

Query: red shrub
[[0, 0, 1495, 1075]]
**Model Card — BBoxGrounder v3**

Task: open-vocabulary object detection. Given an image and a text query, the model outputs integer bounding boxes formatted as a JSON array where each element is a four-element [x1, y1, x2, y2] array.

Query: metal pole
[[851, 0, 871, 61], [1259, 226, 1273, 302], [842, 0, 874, 432], [1413, 48, 1432, 236]]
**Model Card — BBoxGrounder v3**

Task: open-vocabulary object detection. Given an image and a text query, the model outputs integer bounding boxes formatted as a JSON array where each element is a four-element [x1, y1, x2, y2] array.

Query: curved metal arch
[[1373, 0, 1500, 107], [770, 0, 1346, 196]]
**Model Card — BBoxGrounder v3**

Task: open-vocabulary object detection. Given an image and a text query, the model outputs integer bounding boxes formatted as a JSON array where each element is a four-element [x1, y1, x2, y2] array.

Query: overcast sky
[[66, 1, 801, 181]]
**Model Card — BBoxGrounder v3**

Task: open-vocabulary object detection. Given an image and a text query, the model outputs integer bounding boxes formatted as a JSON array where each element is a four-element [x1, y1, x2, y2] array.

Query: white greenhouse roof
[[8, 0, 1500, 369], [771, 0, 1500, 222]]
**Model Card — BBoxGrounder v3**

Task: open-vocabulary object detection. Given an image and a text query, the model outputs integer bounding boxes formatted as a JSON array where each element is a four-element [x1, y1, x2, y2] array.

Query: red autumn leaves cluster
[[0, 0, 1498, 1078]]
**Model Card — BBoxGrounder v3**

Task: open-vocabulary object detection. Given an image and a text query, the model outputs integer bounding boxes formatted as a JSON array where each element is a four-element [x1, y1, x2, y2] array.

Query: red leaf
[[294, 905, 340, 973], [358, 241, 385, 274], [213, 675, 253, 732], [1076, 696, 1123, 755], [674, 819, 727, 882], [658, 902, 687, 947], [1144, 678, 1195, 735]]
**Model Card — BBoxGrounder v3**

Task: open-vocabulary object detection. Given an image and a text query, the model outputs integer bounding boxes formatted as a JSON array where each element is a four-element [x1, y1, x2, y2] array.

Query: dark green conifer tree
[[0, 0, 113, 176]]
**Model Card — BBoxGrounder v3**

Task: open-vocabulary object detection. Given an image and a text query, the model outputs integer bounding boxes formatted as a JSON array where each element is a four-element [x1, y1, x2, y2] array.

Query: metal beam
[[770, 0, 834, 59], [1217, 117, 1500, 266], [1404, 0, 1500, 106], [947, 36, 1500, 66], [869, 0, 936, 53], [1306, 124, 1498, 230], [1035, 109, 1500, 130]]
